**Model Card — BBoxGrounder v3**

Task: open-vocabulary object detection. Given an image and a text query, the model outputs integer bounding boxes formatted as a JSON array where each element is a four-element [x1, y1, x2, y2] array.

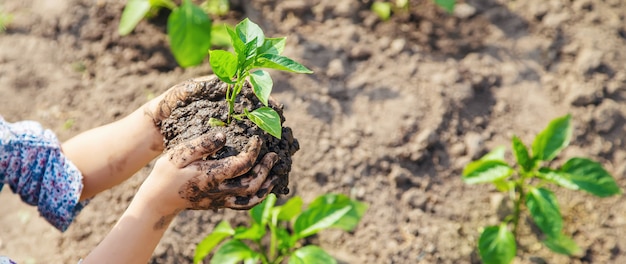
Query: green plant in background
[[371, 0, 455, 21], [462, 114, 622, 264], [0, 7, 13, 33], [194, 193, 368, 264], [209, 18, 312, 139], [119, 0, 231, 67]]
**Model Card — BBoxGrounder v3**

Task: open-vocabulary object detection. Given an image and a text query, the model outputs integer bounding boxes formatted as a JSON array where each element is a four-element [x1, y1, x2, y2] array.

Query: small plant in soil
[[371, 0, 455, 21], [119, 0, 231, 67], [209, 18, 312, 139], [193, 193, 367, 264], [462, 114, 621, 264]]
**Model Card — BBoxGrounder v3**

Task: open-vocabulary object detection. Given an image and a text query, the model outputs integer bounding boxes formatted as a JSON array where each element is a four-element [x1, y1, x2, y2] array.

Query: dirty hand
[[139, 133, 279, 214]]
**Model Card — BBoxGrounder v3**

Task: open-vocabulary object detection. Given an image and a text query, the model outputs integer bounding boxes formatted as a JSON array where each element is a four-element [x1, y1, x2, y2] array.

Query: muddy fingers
[[222, 152, 278, 195], [167, 133, 226, 168], [225, 175, 278, 210], [191, 136, 262, 181]]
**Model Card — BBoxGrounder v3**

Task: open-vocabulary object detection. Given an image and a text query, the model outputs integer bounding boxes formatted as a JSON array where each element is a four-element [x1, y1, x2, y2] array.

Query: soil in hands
[[158, 76, 299, 195]]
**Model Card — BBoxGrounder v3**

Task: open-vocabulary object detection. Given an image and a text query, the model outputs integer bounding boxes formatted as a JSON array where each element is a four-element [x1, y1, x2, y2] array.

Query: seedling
[[193, 193, 368, 264], [462, 114, 621, 264], [371, 0, 455, 21], [0, 7, 12, 33], [118, 0, 231, 67], [208, 18, 312, 139]]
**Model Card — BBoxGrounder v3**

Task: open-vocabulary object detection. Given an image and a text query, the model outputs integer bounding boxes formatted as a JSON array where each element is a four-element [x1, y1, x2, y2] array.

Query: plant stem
[[268, 215, 278, 262], [512, 180, 525, 238]]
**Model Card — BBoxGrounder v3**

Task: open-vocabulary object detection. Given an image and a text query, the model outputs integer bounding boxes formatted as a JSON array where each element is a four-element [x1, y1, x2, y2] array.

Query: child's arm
[[63, 76, 214, 201], [82, 133, 279, 263]]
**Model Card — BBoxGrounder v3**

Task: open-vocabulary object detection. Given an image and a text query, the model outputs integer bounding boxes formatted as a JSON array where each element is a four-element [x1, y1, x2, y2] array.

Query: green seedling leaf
[[240, 39, 259, 70], [512, 136, 533, 172], [492, 178, 514, 192], [211, 240, 260, 264], [235, 18, 265, 47], [256, 54, 314, 74], [275, 196, 303, 221], [275, 227, 295, 252], [258, 37, 286, 55], [249, 70, 273, 106], [250, 193, 277, 226], [194, 221, 235, 264], [532, 114, 572, 162], [150, 0, 177, 9], [478, 224, 516, 264], [462, 159, 513, 184], [208, 117, 226, 127], [289, 245, 337, 264], [537, 168, 579, 190], [209, 50, 237, 83], [479, 146, 506, 161], [119, 0, 151, 36], [294, 194, 367, 239], [561, 157, 621, 197], [371, 2, 392, 21], [211, 23, 234, 47], [434, 0, 456, 13], [246, 107, 282, 139], [233, 223, 265, 241], [526, 187, 562, 237], [167, 0, 213, 67], [227, 26, 246, 59], [294, 206, 351, 239], [307, 193, 368, 232], [543, 233, 582, 256]]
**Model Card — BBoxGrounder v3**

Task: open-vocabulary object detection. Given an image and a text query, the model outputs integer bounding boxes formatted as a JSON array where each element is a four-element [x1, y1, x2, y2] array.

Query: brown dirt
[[1, 0, 625, 263], [159, 76, 299, 195]]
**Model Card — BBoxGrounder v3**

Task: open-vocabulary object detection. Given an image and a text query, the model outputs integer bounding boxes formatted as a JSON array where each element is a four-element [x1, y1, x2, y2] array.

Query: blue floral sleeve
[[0, 116, 88, 232]]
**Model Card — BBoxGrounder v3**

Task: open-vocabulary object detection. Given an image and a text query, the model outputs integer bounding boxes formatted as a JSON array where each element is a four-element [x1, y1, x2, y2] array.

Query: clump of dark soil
[[158, 76, 299, 195]]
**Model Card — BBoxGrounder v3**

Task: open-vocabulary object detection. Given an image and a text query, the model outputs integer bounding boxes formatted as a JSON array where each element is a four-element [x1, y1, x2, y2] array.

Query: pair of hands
[[143, 77, 279, 213]]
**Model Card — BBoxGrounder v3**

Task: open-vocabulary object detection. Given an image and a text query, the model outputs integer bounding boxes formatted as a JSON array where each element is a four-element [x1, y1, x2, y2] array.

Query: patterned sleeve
[[0, 116, 89, 232]]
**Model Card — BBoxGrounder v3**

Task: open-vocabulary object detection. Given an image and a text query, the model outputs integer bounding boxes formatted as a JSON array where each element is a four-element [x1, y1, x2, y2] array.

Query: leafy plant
[[208, 18, 312, 139], [193, 193, 368, 264], [371, 0, 455, 21], [462, 114, 622, 264], [119, 0, 231, 67]]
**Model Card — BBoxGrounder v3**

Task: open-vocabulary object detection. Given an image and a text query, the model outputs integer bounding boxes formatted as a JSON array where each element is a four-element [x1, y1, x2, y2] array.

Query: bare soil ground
[[1, 0, 625, 263]]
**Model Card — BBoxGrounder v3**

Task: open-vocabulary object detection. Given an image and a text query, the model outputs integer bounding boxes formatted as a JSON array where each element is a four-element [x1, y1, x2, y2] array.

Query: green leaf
[[275, 227, 295, 252], [480, 146, 507, 161], [249, 70, 273, 106], [167, 0, 213, 67], [240, 39, 259, 70], [235, 18, 265, 47], [371, 2, 392, 21], [478, 224, 516, 264], [561, 157, 622, 197], [119, 0, 151, 36], [227, 26, 245, 59], [512, 136, 533, 172], [434, 0, 456, 13], [288, 245, 337, 264], [233, 223, 265, 241], [532, 114, 572, 162], [255, 54, 313, 74], [210, 240, 260, 264], [209, 50, 237, 83], [294, 194, 367, 239], [307, 194, 367, 232], [245, 107, 282, 139], [462, 159, 513, 184], [537, 168, 579, 190], [492, 179, 514, 192], [275, 196, 303, 221], [210, 23, 234, 48], [543, 233, 581, 256], [250, 193, 277, 225], [193, 221, 235, 264], [258, 37, 286, 55], [526, 187, 562, 237]]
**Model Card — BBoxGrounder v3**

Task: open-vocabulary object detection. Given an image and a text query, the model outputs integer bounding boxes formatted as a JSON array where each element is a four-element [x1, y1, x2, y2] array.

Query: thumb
[[167, 132, 226, 168]]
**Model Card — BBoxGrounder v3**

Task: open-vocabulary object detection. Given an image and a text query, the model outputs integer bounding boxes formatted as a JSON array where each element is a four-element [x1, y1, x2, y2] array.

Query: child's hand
[[139, 132, 279, 214]]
